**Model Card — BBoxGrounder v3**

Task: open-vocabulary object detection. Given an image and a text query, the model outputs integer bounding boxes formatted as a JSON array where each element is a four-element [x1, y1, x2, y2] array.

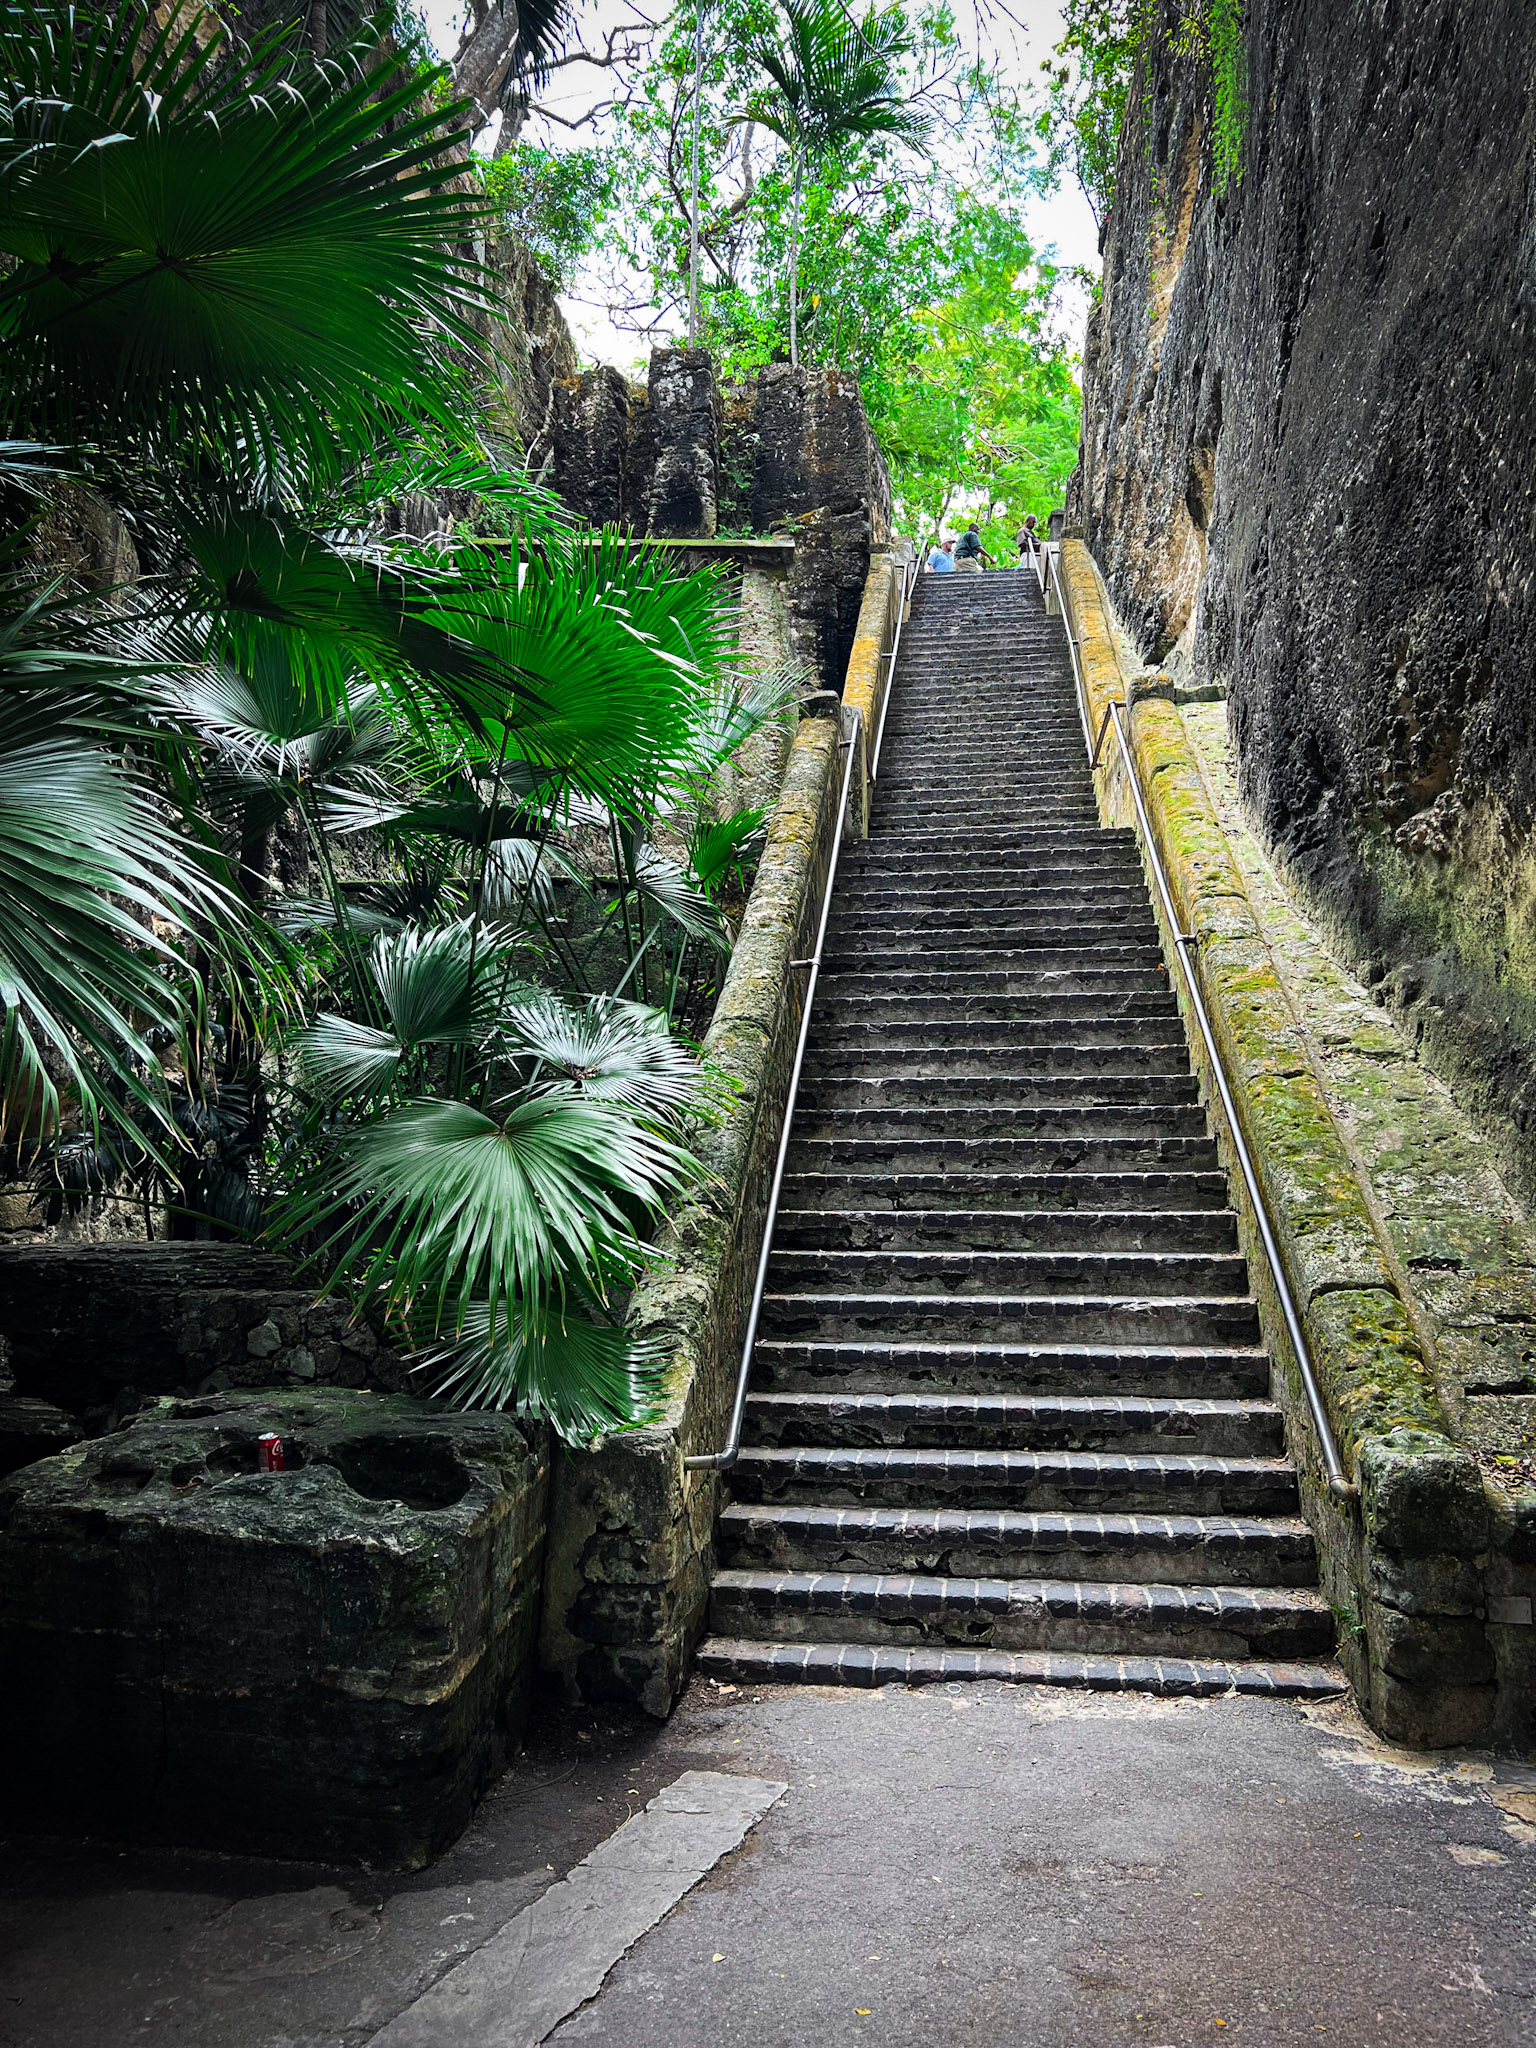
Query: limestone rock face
[[0, 1391, 549, 1866], [645, 346, 723, 538], [0, 1394, 81, 1478], [1074, 0, 1536, 1196], [552, 365, 635, 526], [0, 1242, 408, 1416], [748, 362, 891, 540]]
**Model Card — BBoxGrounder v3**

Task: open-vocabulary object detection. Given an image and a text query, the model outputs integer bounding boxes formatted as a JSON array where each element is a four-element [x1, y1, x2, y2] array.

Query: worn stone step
[[786, 1134, 1221, 1174], [774, 1207, 1237, 1254], [800, 1072, 1198, 1110], [834, 867, 1147, 899], [822, 947, 1167, 981], [826, 908, 1158, 940], [741, 1389, 1281, 1455], [829, 883, 1149, 910], [807, 1018, 1186, 1054], [805, 1045, 1191, 1080], [815, 993, 1180, 1028], [766, 1248, 1249, 1299], [777, 1171, 1233, 1214], [820, 971, 1174, 1004], [696, 1635, 1346, 1697], [729, 1444, 1297, 1515], [792, 1105, 1209, 1144], [708, 1570, 1333, 1660], [758, 1290, 1262, 1348], [715, 1501, 1318, 1587], [751, 1338, 1271, 1399]]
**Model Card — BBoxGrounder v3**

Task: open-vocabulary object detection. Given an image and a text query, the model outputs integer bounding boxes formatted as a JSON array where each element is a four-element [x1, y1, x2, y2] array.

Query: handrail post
[[1053, 564, 1358, 1505]]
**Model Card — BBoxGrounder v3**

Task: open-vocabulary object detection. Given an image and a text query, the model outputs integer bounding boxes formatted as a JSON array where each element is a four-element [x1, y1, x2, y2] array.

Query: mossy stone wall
[[1059, 540, 1536, 1745]]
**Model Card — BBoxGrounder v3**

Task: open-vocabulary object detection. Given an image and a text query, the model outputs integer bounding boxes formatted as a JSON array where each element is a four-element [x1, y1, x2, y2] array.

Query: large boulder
[[0, 1390, 549, 1867]]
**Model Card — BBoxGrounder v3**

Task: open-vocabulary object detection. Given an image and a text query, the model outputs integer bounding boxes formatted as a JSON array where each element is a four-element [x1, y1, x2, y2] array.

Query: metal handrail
[[869, 551, 920, 785], [1043, 552, 1358, 1504], [684, 705, 865, 1472]]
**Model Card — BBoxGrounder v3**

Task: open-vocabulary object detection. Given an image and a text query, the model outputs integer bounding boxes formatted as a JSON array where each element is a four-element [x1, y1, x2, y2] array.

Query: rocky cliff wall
[[1073, 0, 1536, 1201]]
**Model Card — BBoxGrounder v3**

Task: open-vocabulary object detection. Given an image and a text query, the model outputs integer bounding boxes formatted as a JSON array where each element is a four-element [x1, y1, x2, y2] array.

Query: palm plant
[[1, 0, 791, 1438], [746, 0, 928, 366]]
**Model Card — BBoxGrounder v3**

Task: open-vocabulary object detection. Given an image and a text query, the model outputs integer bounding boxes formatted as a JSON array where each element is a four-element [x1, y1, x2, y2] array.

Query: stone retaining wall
[[539, 700, 847, 1714], [1058, 539, 1536, 1744]]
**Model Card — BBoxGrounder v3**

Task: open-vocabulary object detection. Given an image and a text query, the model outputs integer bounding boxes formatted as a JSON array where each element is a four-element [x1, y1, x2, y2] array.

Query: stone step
[[707, 1570, 1333, 1661], [831, 878, 1144, 904], [791, 1105, 1210, 1143], [758, 1291, 1262, 1348], [773, 1207, 1236, 1254], [869, 817, 1106, 844], [729, 1445, 1298, 1515], [805, 1044, 1191, 1079], [819, 969, 1174, 1000], [826, 908, 1159, 938], [814, 993, 1180, 1028], [742, 1389, 1281, 1455], [715, 1501, 1317, 1586], [785, 1134, 1222, 1174], [799, 1073, 1198, 1110], [777, 1171, 1233, 1214], [807, 1018, 1186, 1053], [833, 867, 1147, 898], [821, 945, 1167, 978], [766, 1247, 1250, 1298], [695, 1636, 1346, 1697], [750, 1338, 1271, 1399]]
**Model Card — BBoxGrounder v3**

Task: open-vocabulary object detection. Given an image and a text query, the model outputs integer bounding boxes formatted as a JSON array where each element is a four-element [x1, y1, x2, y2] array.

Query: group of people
[[925, 514, 1043, 574]]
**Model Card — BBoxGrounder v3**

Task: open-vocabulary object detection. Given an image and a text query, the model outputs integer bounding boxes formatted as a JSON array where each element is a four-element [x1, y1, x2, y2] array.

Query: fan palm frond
[[416, 1294, 665, 1441], [0, 1, 492, 477], [497, 991, 705, 1116]]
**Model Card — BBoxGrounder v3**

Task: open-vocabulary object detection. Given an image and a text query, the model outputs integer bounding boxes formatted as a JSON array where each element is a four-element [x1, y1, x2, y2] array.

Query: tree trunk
[[453, 0, 523, 139], [788, 155, 803, 368], [687, 2, 705, 344]]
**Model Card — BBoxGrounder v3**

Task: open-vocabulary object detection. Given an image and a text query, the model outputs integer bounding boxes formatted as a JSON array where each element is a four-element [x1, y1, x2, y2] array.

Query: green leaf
[[415, 1295, 666, 1443], [0, 2, 493, 477]]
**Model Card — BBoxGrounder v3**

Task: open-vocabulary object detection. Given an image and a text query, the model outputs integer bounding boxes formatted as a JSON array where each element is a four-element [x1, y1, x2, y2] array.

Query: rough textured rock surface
[[747, 363, 892, 542], [645, 347, 722, 538], [0, 1242, 408, 1419], [1073, 0, 1536, 1204], [0, 1394, 81, 1478], [0, 1390, 548, 1866], [487, 234, 580, 456], [551, 365, 635, 526]]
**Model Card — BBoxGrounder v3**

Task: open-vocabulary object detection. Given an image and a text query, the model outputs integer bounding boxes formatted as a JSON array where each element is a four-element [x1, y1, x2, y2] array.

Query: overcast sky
[[420, 0, 1100, 372]]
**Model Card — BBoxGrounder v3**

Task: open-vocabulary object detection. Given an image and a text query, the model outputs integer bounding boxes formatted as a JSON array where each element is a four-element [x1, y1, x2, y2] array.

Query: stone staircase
[[696, 568, 1345, 1697]]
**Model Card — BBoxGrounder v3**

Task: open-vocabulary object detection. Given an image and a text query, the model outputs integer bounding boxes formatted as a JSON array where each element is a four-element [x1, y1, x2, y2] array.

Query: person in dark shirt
[[953, 524, 992, 571]]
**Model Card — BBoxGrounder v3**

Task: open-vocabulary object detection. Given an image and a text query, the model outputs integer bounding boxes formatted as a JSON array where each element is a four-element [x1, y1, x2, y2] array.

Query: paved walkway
[[2, 1680, 1533, 2046]]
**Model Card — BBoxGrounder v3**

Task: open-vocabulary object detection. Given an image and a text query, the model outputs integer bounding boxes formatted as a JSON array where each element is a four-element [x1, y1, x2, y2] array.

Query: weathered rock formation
[[0, 1242, 409, 1423], [0, 1390, 548, 1865], [547, 351, 892, 696], [1073, 0, 1536, 1201]]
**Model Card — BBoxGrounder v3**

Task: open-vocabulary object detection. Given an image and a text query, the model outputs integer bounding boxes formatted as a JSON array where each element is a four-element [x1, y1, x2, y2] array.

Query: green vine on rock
[[1039, 0, 1248, 221]]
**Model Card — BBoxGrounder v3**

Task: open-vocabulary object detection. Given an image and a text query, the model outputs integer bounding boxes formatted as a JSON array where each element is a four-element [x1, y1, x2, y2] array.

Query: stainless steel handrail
[[869, 552, 920, 785], [684, 705, 865, 1472], [1043, 551, 1358, 1503]]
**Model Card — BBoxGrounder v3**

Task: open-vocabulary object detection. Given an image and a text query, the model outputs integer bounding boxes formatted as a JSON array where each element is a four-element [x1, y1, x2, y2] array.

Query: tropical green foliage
[[0, 0, 785, 1438], [478, 143, 617, 289], [1036, 0, 1249, 221], [582, 0, 1078, 531], [743, 0, 928, 366]]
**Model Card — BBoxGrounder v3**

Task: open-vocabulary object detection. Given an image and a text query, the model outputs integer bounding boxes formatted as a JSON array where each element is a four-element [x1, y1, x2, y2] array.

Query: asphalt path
[[2, 1679, 1533, 2047]]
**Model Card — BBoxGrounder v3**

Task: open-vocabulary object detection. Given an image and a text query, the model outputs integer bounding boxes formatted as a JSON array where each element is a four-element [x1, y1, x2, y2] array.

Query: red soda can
[[256, 1432, 285, 1473]]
